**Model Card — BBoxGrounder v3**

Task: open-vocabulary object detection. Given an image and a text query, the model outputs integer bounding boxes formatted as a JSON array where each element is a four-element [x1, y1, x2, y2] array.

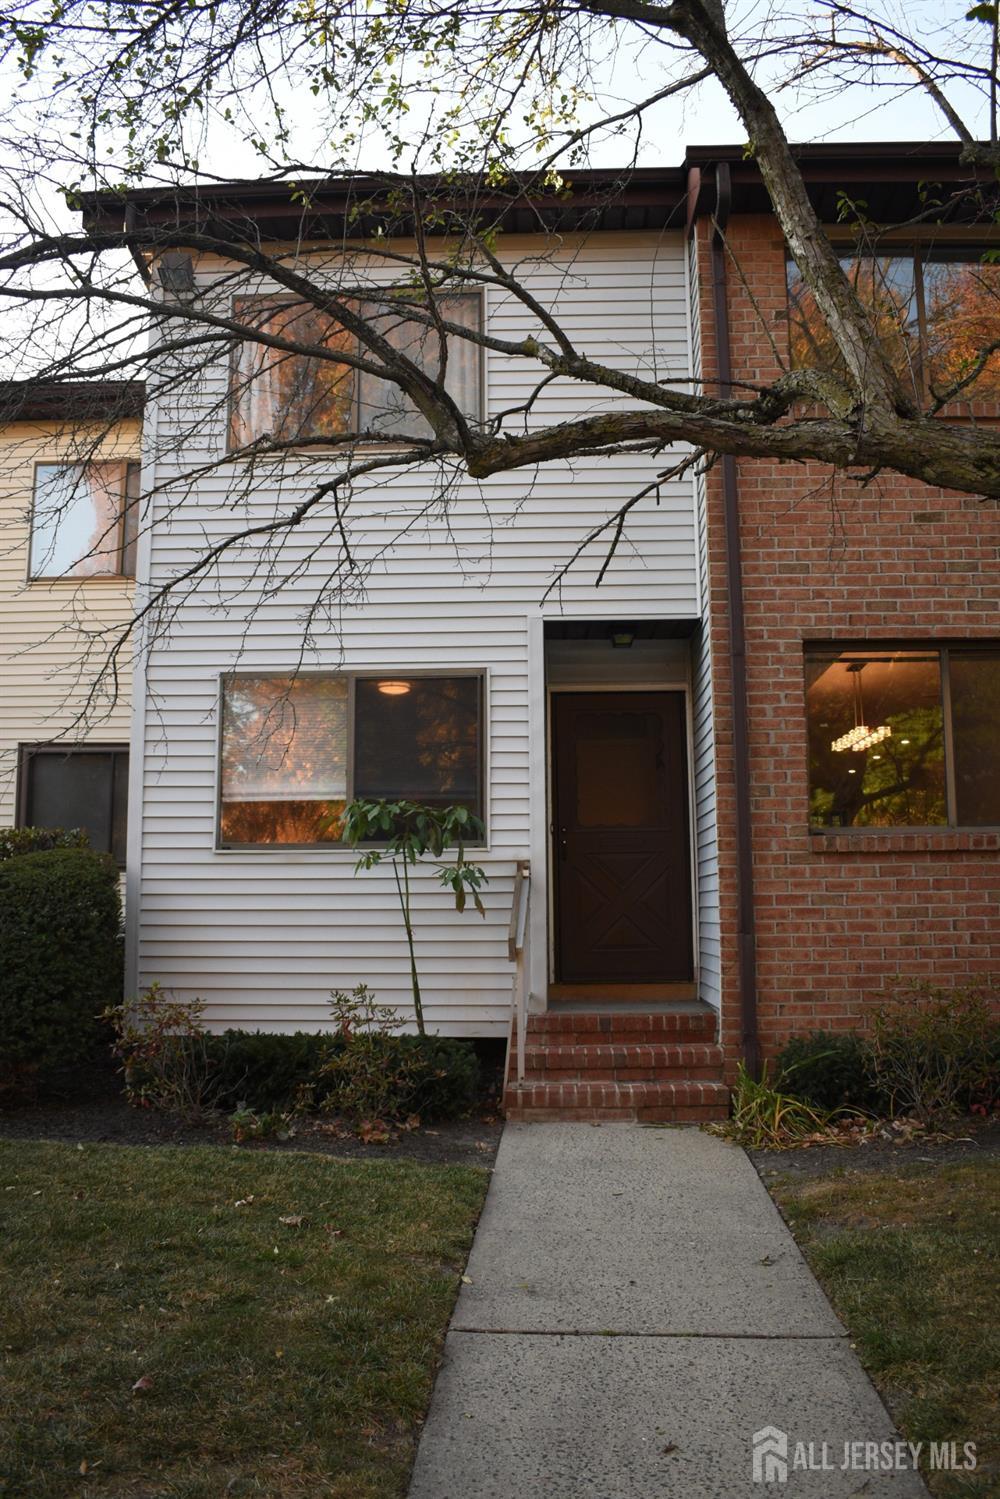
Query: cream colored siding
[[0, 420, 139, 826], [133, 231, 701, 1035]]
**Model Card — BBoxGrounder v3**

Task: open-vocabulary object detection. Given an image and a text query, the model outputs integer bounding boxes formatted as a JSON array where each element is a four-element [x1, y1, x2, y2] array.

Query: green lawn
[[0, 1141, 488, 1499], [772, 1161, 1000, 1497]]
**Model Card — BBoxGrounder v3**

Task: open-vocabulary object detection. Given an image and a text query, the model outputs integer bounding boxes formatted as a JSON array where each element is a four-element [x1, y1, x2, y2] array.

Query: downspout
[[707, 162, 760, 1075]]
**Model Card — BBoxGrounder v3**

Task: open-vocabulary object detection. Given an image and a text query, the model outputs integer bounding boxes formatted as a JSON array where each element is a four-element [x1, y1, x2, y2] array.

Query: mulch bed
[[750, 1115, 1000, 1181], [0, 1092, 504, 1167]]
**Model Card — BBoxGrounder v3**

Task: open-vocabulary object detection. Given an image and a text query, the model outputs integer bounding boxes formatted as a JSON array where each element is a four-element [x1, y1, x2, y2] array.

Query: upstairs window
[[18, 745, 129, 865], [229, 292, 482, 448], [219, 672, 484, 846], [30, 461, 140, 580], [805, 646, 1000, 830], [787, 250, 1000, 402]]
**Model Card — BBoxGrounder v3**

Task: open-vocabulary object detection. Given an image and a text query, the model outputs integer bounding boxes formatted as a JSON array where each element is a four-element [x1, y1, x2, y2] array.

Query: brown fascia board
[[684, 141, 999, 225], [0, 379, 145, 424], [80, 167, 691, 244]]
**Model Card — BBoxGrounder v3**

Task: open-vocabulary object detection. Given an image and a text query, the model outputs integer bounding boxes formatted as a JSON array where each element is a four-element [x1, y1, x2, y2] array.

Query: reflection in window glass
[[229, 292, 481, 446], [357, 295, 481, 438], [806, 651, 946, 828], [788, 249, 1000, 403], [950, 650, 1000, 826], [922, 256, 1000, 400], [220, 676, 348, 844], [354, 676, 482, 817], [30, 463, 127, 578], [788, 256, 919, 395], [229, 298, 356, 448]]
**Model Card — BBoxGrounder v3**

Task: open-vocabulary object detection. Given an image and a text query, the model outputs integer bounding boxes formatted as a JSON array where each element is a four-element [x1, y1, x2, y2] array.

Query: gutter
[[705, 161, 760, 1075]]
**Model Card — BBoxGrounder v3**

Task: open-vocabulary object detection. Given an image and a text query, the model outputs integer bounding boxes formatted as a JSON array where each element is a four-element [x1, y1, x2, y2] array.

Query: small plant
[[775, 1031, 884, 1113], [343, 800, 488, 1035], [316, 987, 480, 1127], [229, 1102, 296, 1142], [103, 983, 227, 1121], [712, 1060, 838, 1148], [868, 980, 1000, 1122], [319, 985, 432, 1126]]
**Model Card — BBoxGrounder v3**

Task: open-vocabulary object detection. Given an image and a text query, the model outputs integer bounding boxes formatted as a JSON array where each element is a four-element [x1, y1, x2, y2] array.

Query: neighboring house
[[74, 145, 998, 1120], [0, 382, 143, 868], [687, 144, 1000, 1076]]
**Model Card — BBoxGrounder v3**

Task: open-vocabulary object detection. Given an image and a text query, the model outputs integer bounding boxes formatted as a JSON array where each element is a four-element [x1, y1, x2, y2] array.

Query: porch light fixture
[[610, 629, 635, 649], [376, 680, 411, 696], [831, 662, 891, 754]]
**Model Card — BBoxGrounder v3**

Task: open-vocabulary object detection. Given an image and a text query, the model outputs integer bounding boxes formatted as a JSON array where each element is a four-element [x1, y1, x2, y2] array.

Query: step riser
[[513, 1044, 724, 1067], [520, 1066, 724, 1083], [525, 1017, 716, 1041], [506, 1105, 727, 1123]]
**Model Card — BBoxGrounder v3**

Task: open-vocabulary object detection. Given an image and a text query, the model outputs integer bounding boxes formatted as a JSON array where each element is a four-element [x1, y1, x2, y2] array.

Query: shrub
[[318, 986, 481, 1124], [775, 1031, 884, 1113], [206, 1030, 341, 1112], [0, 826, 90, 861], [869, 981, 1000, 1122], [0, 847, 122, 1097], [103, 984, 229, 1121]]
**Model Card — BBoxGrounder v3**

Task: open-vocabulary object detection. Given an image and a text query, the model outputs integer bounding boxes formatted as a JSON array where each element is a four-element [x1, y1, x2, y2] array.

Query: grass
[[771, 1161, 1000, 1497], [0, 1141, 488, 1499]]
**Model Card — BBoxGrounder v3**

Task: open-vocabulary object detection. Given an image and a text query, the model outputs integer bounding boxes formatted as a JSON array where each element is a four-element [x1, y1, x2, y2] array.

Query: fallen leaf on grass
[[234, 1196, 254, 1208], [131, 1375, 153, 1395], [278, 1214, 304, 1228], [460, 1275, 473, 1284]]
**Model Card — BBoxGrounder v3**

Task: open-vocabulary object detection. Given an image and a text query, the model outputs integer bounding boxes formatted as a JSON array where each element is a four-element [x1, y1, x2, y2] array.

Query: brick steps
[[503, 1005, 729, 1123], [504, 1079, 730, 1123], [514, 1042, 724, 1082]]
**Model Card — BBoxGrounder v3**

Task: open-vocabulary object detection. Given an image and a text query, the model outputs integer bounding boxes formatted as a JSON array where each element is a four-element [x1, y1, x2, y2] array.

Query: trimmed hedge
[[201, 1028, 482, 1120], [0, 847, 122, 1095], [205, 1030, 341, 1112], [0, 826, 90, 861]]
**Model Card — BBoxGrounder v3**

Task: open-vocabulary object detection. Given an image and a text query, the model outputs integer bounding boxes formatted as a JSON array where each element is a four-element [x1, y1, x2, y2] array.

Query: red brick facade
[[695, 213, 1000, 1069]]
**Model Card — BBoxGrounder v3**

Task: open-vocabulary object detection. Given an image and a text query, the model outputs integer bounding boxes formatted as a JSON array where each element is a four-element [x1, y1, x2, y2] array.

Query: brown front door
[[552, 691, 693, 983]]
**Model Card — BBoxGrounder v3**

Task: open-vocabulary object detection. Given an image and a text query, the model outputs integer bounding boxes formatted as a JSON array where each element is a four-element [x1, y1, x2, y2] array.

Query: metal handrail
[[507, 860, 531, 1087]]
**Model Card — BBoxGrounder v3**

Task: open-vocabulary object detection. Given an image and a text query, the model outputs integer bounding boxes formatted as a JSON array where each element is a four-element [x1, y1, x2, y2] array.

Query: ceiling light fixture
[[831, 662, 892, 754], [610, 628, 635, 649], [377, 680, 411, 696]]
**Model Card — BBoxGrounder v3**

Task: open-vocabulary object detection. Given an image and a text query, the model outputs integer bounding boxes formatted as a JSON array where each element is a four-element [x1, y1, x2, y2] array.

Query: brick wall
[[694, 213, 1000, 1067]]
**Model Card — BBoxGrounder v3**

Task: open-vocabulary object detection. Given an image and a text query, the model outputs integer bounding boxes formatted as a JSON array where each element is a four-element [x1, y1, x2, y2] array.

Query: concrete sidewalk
[[409, 1124, 929, 1498]]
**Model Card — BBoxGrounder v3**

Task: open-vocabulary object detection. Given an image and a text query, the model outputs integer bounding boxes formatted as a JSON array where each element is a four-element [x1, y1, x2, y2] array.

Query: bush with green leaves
[[0, 825, 90, 861], [775, 1031, 885, 1113], [103, 984, 229, 1121], [869, 981, 1000, 1122], [205, 1029, 342, 1113], [318, 985, 481, 1124], [0, 847, 122, 1097]]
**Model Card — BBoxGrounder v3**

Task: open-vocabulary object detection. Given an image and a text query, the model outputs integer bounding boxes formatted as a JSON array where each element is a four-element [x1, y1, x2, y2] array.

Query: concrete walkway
[[409, 1124, 929, 1498]]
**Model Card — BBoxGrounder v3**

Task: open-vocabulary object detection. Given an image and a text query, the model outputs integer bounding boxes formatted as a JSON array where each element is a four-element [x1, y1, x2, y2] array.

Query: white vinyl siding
[[132, 231, 702, 1035], [687, 229, 722, 1011]]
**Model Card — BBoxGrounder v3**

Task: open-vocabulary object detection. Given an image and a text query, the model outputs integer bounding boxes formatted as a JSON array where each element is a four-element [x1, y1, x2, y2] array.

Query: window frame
[[16, 742, 130, 867], [214, 668, 489, 852], [785, 242, 1000, 403], [226, 289, 486, 453], [804, 640, 1000, 834], [27, 459, 141, 583]]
